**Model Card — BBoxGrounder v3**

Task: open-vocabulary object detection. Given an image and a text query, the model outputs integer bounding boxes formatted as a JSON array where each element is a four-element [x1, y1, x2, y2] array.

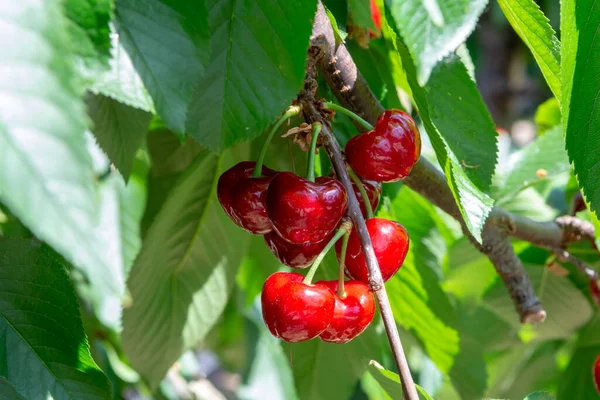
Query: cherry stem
[[323, 102, 374, 131], [253, 105, 302, 178], [303, 222, 351, 285], [306, 122, 322, 182], [347, 167, 374, 219], [337, 232, 349, 297]]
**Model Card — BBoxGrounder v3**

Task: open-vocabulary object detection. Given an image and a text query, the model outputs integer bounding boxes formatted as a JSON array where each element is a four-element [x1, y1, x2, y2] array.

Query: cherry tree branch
[[299, 34, 418, 400], [309, 2, 596, 324]]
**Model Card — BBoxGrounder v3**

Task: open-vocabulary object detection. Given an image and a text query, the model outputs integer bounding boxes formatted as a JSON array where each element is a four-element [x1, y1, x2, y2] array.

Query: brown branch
[[551, 247, 600, 280], [300, 28, 418, 400], [310, 2, 597, 324]]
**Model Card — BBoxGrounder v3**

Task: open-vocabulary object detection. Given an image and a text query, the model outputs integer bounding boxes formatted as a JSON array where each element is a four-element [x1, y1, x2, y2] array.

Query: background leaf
[[497, 0, 561, 99], [349, 0, 375, 30], [0, 378, 27, 400], [0, 0, 126, 306], [87, 94, 152, 180], [561, 0, 600, 215], [122, 146, 249, 387], [368, 362, 434, 400], [63, 0, 113, 65], [0, 239, 111, 399], [185, 0, 318, 151], [115, 0, 210, 133], [387, 0, 488, 84]]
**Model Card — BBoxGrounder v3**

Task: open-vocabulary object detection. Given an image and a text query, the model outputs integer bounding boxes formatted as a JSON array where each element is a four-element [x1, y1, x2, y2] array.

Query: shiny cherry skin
[[261, 272, 304, 337], [261, 272, 335, 342], [595, 354, 600, 394], [266, 172, 348, 244], [346, 110, 421, 182], [315, 280, 376, 343], [217, 161, 277, 234], [264, 231, 332, 269], [337, 218, 409, 283]]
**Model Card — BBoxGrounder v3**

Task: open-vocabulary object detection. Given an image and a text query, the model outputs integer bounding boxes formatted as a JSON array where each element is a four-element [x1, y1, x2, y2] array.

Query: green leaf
[[387, 0, 488, 84], [367, 362, 434, 400], [495, 127, 570, 201], [378, 188, 487, 399], [386, 24, 497, 242], [0, 1, 126, 304], [115, 0, 210, 133], [185, 0, 318, 151], [0, 239, 111, 399], [561, 0, 600, 216], [122, 147, 250, 387], [87, 94, 152, 180], [349, 0, 375, 30], [63, 0, 113, 64], [0, 378, 26, 400], [524, 391, 556, 400], [87, 25, 155, 112], [534, 97, 561, 135], [497, 0, 561, 99]]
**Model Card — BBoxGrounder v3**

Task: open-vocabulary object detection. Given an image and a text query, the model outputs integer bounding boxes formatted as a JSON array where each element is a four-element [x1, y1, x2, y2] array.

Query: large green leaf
[[122, 147, 249, 387], [185, 0, 318, 151], [387, 0, 488, 84], [0, 1, 126, 304], [367, 362, 434, 400], [63, 0, 113, 65], [561, 0, 600, 215], [0, 239, 111, 399], [115, 0, 210, 133], [494, 127, 570, 201], [385, 23, 496, 242], [497, 0, 561, 99], [378, 188, 487, 399], [87, 93, 152, 180]]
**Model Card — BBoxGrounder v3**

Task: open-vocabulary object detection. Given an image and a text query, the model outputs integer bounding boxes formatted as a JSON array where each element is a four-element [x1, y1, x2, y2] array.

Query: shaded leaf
[[387, 0, 488, 84], [0, 0, 126, 305], [368, 362, 434, 400], [115, 0, 210, 132], [0, 239, 111, 399], [561, 0, 600, 216], [122, 147, 249, 387], [349, 0, 375, 30], [497, 0, 561, 99], [64, 0, 113, 64], [524, 391, 556, 400], [186, 0, 318, 151], [0, 378, 26, 400], [534, 97, 561, 135]]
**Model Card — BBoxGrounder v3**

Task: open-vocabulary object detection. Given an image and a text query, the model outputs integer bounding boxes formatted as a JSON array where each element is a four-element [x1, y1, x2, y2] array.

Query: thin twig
[[551, 247, 600, 280], [299, 31, 418, 399]]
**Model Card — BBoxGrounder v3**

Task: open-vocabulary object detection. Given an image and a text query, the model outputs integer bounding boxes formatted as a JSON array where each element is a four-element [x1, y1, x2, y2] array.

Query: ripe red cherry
[[594, 354, 600, 394], [315, 280, 376, 343], [264, 231, 332, 269], [337, 218, 409, 283], [266, 172, 348, 244], [351, 178, 382, 218], [261, 272, 335, 342], [217, 161, 277, 234], [346, 110, 421, 182]]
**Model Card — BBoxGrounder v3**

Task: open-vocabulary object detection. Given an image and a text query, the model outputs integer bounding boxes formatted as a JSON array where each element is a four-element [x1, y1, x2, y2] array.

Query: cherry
[[315, 280, 376, 343], [266, 172, 348, 244], [352, 178, 381, 218], [337, 218, 409, 283], [261, 272, 335, 342], [345, 110, 421, 182], [217, 161, 277, 234], [264, 231, 332, 269], [595, 354, 600, 395]]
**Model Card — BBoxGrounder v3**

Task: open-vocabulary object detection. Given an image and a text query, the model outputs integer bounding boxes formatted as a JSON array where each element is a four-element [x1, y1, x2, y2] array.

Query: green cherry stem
[[337, 232, 350, 297], [303, 221, 352, 285], [323, 102, 374, 131], [348, 167, 374, 219], [253, 105, 302, 178], [306, 122, 322, 182]]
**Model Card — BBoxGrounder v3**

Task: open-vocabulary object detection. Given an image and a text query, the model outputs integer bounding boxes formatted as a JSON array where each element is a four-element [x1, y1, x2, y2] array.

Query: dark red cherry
[[315, 280, 376, 343], [594, 354, 600, 394], [266, 172, 348, 244], [264, 231, 332, 269], [337, 218, 409, 283], [261, 272, 304, 337], [351, 178, 382, 217], [346, 110, 421, 182], [217, 161, 277, 234]]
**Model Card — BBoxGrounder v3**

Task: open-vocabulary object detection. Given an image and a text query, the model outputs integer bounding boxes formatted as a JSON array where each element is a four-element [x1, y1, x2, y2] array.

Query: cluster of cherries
[[217, 108, 421, 343]]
